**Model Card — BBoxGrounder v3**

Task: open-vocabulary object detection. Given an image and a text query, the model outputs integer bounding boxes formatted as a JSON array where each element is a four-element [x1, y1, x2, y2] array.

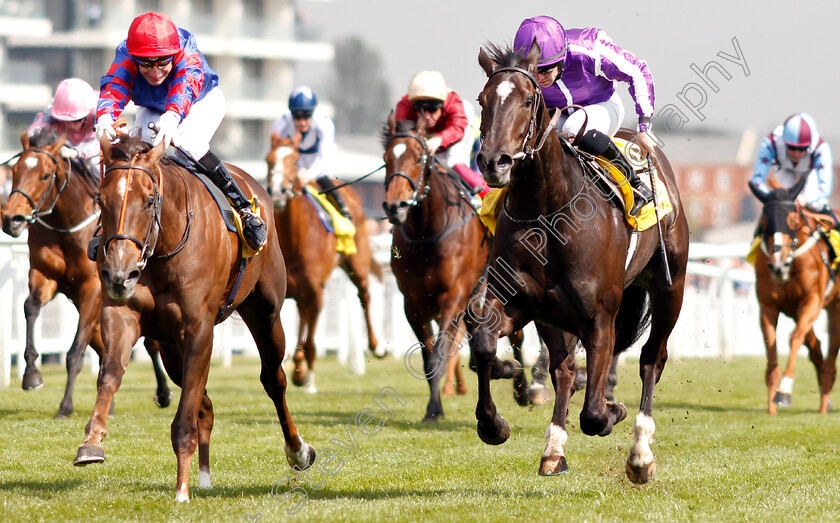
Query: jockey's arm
[[810, 141, 834, 204], [303, 118, 336, 180], [749, 135, 777, 197]]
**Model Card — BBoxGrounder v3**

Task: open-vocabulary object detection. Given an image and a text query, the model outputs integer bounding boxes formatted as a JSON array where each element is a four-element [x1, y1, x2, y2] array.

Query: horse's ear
[[146, 139, 167, 164], [788, 174, 808, 200], [416, 113, 427, 136], [748, 181, 768, 203], [526, 38, 541, 73], [100, 135, 114, 164], [20, 130, 30, 149], [387, 110, 396, 135], [478, 47, 497, 77], [292, 129, 302, 149], [54, 132, 67, 151]]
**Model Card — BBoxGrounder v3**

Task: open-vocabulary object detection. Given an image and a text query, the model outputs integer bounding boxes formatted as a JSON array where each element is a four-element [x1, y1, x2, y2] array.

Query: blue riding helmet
[[289, 86, 318, 112]]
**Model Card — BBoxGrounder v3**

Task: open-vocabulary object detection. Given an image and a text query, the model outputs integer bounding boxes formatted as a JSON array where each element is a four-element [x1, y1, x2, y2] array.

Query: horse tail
[[613, 285, 651, 356]]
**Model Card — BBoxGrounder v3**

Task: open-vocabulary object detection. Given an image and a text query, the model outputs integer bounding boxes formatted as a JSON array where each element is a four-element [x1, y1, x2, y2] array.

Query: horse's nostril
[[398, 201, 410, 209], [128, 270, 141, 282], [497, 154, 513, 167]]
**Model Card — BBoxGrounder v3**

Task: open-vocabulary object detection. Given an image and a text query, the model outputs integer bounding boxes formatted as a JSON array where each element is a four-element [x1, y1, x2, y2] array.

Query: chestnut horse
[[72, 133, 315, 502], [471, 42, 689, 483], [0, 128, 171, 418], [266, 136, 384, 393], [382, 113, 545, 423], [750, 176, 840, 413]]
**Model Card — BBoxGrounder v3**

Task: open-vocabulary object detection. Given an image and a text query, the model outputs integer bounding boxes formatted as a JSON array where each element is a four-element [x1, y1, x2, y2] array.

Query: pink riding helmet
[[782, 113, 818, 148], [514, 16, 568, 67], [51, 78, 97, 122]]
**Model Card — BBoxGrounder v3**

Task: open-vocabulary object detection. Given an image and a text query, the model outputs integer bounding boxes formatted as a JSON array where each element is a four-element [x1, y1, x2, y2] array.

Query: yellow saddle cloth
[[478, 137, 673, 235], [304, 184, 357, 255], [746, 229, 840, 270]]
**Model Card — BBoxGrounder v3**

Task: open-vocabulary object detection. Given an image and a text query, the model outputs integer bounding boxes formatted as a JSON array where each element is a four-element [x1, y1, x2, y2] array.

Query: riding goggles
[[134, 55, 175, 69], [785, 144, 809, 152], [413, 101, 443, 114], [292, 111, 313, 120], [537, 61, 564, 76]]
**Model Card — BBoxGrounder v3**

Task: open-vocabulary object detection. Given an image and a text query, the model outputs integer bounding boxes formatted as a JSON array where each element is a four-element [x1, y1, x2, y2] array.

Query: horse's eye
[[524, 96, 534, 108], [145, 197, 155, 209], [41, 172, 51, 180]]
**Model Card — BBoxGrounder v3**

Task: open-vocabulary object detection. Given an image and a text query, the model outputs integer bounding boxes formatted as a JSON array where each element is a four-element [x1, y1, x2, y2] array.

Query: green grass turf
[[0, 354, 838, 522]]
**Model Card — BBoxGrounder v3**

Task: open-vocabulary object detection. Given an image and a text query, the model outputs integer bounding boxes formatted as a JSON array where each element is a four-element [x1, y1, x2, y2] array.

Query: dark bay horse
[[382, 113, 545, 423], [72, 133, 315, 502], [267, 136, 384, 393], [471, 42, 689, 483], [750, 176, 840, 413], [0, 129, 171, 418]]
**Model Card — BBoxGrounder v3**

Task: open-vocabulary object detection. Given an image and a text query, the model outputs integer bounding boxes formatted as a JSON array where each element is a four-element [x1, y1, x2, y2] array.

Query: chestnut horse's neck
[[36, 158, 99, 232], [153, 161, 193, 259]]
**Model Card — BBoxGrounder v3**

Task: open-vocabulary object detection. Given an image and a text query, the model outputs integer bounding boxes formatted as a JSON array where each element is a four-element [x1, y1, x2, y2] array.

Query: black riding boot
[[198, 151, 267, 251], [578, 129, 653, 216], [316, 176, 352, 220]]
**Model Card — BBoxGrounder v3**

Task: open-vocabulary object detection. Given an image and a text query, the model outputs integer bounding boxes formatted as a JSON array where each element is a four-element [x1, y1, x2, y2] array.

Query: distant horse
[[72, 133, 315, 502], [471, 42, 689, 483], [750, 176, 840, 413], [266, 135, 384, 393], [382, 113, 546, 423], [0, 129, 171, 418]]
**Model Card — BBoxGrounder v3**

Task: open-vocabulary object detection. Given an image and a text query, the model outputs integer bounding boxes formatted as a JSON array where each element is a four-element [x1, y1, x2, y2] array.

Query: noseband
[[383, 132, 432, 208], [762, 201, 822, 268]]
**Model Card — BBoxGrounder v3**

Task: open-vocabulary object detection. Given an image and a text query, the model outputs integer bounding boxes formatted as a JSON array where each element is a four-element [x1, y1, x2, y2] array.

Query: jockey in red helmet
[[514, 16, 656, 215], [95, 11, 266, 251]]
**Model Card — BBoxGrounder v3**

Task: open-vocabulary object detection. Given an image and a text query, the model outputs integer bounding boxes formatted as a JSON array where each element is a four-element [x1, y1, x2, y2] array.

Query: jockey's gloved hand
[[637, 130, 659, 157], [95, 115, 116, 141], [59, 145, 80, 159], [425, 135, 442, 153], [153, 111, 181, 148]]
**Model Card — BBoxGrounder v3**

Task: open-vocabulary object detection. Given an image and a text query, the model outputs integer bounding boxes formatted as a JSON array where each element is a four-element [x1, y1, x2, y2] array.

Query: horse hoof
[[529, 384, 552, 406], [539, 455, 568, 476], [513, 385, 530, 407], [74, 444, 105, 466], [154, 392, 172, 408], [22, 371, 44, 391], [54, 411, 70, 420], [291, 368, 306, 387], [477, 416, 510, 445], [422, 415, 442, 424], [368, 347, 388, 360], [625, 458, 656, 484], [773, 391, 791, 407]]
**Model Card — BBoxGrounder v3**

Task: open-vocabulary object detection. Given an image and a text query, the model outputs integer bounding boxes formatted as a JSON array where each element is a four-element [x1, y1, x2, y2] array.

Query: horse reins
[[383, 132, 432, 207]]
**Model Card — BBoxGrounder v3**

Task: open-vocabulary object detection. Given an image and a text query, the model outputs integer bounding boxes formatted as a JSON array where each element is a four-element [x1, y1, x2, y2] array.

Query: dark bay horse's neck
[[402, 168, 462, 241], [506, 137, 579, 221]]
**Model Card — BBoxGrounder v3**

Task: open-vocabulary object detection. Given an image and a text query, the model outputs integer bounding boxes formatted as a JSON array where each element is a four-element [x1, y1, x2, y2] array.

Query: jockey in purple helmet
[[514, 16, 656, 215]]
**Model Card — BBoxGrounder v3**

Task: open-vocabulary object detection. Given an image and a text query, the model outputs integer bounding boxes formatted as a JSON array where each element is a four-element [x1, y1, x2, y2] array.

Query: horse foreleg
[[759, 305, 782, 414], [144, 338, 173, 408], [74, 307, 139, 467], [56, 280, 101, 418], [468, 297, 514, 445], [407, 314, 441, 422], [440, 317, 469, 398], [21, 272, 56, 391], [342, 258, 382, 357], [171, 324, 214, 502], [579, 313, 624, 438], [820, 301, 840, 413], [804, 328, 825, 407], [779, 301, 822, 408], [506, 329, 530, 406], [291, 299, 311, 388], [528, 337, 553, 406], [535, 325, 574, 475], [197, 393, 214, 489]]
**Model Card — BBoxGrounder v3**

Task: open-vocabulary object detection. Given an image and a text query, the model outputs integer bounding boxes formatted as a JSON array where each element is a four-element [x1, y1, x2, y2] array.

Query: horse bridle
[[383, 132, 432, 208], [9, 148, 72, 225], [762, 201, 822, 267]]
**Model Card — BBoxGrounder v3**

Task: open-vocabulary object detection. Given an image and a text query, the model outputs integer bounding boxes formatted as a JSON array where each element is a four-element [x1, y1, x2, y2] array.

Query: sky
[[296, 0, 840, 140]]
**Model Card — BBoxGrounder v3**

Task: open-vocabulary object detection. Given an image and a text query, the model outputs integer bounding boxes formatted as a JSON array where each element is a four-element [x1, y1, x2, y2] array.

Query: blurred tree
[[330, 36, 390, 135]]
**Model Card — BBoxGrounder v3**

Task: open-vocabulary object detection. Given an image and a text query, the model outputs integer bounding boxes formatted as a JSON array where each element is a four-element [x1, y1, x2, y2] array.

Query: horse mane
[[109, 134, 152, 162], [482, 42, 528, 69], [379, 119, 416, 151], [28, 127, 60, 148]]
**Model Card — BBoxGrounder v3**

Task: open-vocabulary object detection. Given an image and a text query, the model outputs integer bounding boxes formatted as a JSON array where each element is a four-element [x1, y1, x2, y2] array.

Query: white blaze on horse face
[[391, 143, 407, 159], [116, 176, 128, 200], [24, 157, 38, 170], [496, 80, 515, 105]]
